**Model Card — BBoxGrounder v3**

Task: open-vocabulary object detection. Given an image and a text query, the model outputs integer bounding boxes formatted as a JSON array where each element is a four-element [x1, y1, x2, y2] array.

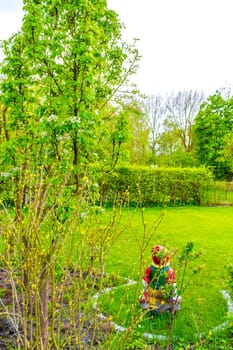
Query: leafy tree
[[92, 103, 130, 172], [156, 130, 196, 167], [0, 1, 140, 347], [219, 130, 233, 179], [97, 98, 150, 168], [0, 102, 9, 142], [124, 99, 149, 165], [0, 0, 140, 188], [193, 92, 233, 179]]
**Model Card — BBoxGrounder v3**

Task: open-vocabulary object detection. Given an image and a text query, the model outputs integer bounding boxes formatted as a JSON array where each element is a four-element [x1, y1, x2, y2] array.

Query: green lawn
[[98, 206, 233, 344], [105, 206, 233, 279]]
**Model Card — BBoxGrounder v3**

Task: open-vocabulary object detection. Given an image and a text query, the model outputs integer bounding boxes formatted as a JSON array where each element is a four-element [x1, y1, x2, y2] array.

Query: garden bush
[[99, 166, 212, 206]]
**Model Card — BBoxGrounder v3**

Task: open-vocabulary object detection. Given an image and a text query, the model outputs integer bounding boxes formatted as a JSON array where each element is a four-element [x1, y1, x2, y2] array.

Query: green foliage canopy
[[193, 92, 233, 179], [0, 0, 140, 191]]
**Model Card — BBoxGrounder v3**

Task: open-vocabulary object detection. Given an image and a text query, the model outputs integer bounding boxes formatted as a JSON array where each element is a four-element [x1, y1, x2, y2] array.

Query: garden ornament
[[139, 245, 181, 313]]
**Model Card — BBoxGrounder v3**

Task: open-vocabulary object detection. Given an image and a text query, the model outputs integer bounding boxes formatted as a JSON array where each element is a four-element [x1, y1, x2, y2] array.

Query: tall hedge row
[[99, 166, 212, 206]]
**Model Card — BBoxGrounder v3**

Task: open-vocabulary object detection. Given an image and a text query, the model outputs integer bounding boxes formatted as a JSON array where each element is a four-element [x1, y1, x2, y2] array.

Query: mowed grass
[[104, 206, 233, 280], [98, 206, 233, 342]]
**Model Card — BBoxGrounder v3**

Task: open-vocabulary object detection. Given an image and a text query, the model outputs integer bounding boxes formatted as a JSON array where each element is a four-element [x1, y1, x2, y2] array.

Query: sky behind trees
[[1, 0, 233, 95]]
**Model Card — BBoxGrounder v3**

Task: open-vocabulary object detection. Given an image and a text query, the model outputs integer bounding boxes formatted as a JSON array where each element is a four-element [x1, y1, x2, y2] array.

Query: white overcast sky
[[1, 0, 233, 95]]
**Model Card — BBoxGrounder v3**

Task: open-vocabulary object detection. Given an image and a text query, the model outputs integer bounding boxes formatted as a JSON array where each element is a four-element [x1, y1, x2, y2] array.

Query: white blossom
[[70, 116, 81, 123], [80, 212, 87, 219], [40, 132, 47, 138], [55, 56, 64, 65], [48, 114, 58, 122]]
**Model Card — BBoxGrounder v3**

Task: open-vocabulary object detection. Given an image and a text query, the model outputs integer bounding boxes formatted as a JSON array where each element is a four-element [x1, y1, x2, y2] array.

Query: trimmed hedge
[[99, 166, 213, 206]]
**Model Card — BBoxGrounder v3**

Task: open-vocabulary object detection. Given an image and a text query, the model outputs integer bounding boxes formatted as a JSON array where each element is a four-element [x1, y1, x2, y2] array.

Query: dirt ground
[[0, 268, 110, 349]]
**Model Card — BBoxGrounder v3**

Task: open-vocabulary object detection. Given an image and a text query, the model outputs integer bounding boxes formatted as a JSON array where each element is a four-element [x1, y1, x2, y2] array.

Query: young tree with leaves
[[0, 0, 140, 347], [1, 0, 140, 189], [193, 92, 233, 179]]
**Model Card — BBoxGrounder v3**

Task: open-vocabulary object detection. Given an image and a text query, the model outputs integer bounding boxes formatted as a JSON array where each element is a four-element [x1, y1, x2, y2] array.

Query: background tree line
[[120, 87, 233, 181]]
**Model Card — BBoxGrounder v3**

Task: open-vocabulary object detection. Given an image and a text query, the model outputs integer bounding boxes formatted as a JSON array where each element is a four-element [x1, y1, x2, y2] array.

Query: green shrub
[[99, 166, 212, 206]]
